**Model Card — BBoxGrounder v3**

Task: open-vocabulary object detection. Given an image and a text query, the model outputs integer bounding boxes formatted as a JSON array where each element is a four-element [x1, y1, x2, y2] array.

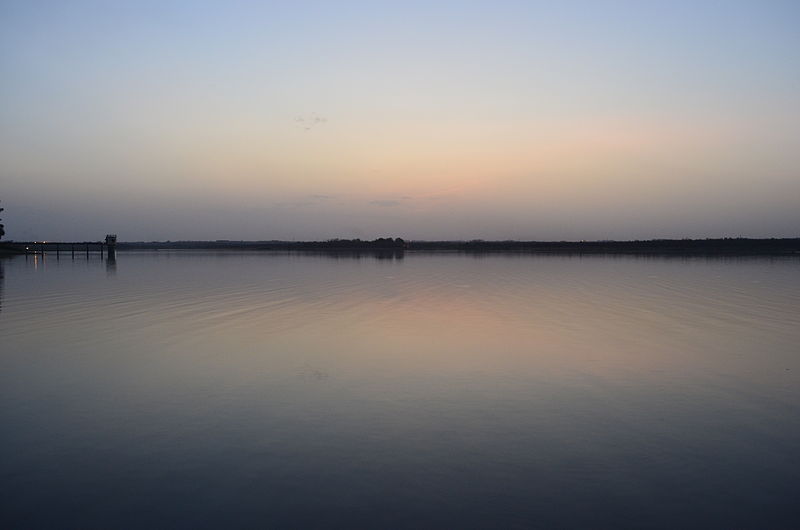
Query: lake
[[1, 251, 798, 529]]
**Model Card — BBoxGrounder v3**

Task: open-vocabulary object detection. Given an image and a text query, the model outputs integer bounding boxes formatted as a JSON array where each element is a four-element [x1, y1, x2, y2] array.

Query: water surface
[[1, 252, 799, 528]]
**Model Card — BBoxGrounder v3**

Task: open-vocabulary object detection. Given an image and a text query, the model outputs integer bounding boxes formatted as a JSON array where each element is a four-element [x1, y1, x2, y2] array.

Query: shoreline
[[3, 238, 799, 256], [121, 237, 800, 255]]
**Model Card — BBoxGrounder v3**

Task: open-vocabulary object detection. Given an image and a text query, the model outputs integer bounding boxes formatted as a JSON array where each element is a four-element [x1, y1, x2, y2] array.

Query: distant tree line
[[119, 238, 408, 251], [306, 238, 406, 249], [114, 237, 800, 255], [409, 238, 800, 255]]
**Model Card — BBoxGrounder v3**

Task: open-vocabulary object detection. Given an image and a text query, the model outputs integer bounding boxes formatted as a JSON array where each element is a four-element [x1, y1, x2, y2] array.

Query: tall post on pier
[[105, 234, 117, 260]]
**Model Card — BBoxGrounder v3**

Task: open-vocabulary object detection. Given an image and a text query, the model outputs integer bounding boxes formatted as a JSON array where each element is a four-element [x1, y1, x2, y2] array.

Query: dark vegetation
[[114, 237, 800, 255], [119, 238, 408, 251], [411, 238, 800, 255]]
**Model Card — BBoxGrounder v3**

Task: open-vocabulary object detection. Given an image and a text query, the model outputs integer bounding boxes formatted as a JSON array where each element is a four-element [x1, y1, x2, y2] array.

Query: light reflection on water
[[1, 252, 799, 529]]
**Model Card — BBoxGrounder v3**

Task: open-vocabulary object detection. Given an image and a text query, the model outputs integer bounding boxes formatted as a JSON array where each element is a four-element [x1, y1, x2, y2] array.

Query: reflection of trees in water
[[312, 250, 405, 260]]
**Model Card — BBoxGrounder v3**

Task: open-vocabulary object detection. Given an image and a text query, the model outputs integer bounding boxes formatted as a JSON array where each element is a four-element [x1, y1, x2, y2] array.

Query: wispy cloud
[[274, 201, 316, 208], [370, 200, 401, 207], [294, 113, 328, 131]]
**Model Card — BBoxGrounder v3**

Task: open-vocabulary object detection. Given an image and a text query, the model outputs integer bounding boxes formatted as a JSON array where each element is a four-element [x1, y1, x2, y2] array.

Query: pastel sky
[[2, 0, 799, 241]]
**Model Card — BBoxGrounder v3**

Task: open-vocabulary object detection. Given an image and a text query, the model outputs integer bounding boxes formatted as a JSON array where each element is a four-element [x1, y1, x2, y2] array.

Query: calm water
[[1, 251, 799, 529]]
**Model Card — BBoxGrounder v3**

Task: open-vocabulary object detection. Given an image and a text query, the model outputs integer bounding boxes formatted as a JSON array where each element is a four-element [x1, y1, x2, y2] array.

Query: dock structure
[[105, 234, 117, 259], [5, 239, 117, 260]]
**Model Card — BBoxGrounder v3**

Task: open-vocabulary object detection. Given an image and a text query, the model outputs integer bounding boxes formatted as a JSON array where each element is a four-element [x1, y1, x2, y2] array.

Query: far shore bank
[[84, 238, 800, 255], [3, 238, 799, 256]]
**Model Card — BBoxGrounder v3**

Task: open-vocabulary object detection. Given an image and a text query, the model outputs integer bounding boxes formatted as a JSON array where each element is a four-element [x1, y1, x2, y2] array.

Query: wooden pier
[[3, 235, 117, 259]]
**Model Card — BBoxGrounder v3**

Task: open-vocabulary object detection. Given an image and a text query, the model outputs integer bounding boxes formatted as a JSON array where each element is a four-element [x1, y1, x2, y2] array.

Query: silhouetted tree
[[0, 201, 5, 240]]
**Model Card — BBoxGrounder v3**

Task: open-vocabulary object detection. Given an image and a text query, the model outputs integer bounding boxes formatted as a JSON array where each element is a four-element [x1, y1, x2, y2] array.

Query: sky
[[1, 0, 799, 241]]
